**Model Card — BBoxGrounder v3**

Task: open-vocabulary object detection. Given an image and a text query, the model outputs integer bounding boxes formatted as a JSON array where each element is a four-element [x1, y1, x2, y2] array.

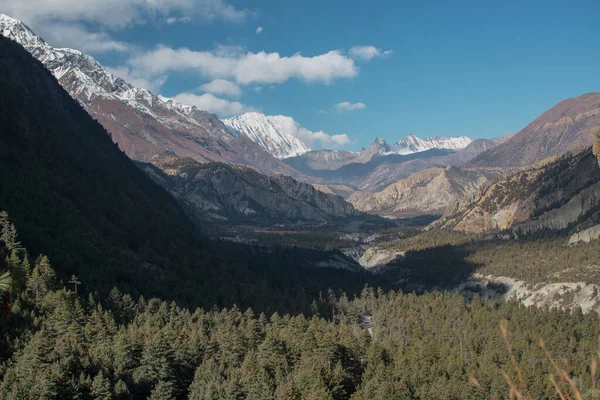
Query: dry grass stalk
[[469, 376, 490, 399], [473, 323, 598, 399], [502, 371, 525, 400], [549, 374, 567, 400], [540, 339, 572, 400], [500, 320, 531, 399], [592, 356, 597, 399]]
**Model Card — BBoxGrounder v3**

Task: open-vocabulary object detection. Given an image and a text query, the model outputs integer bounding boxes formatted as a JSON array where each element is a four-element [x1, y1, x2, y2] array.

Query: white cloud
[[173, 92, 253, 117], [126, 47, 357, 85], [165, 16, 191, 24], [267, 115, 350, 148], [106, 66, 167, 92], [36, 22, 131, 54], [335, 101, 366, 112], [199, 79, 241, 98], [0, 0, 250, 29], [255, 26, 263, 34], [317, 109, 328, 115], [349, 45, 393, 61]]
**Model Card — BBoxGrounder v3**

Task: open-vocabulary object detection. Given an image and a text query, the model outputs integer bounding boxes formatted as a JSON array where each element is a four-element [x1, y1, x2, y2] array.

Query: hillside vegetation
[[1, 215, 599, 399]]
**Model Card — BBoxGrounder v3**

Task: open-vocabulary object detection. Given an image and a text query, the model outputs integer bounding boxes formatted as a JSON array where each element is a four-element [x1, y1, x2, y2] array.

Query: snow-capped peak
[[223, 112, 311, 159], [369, 134, 472, 156], [0, 14, 47, 48]]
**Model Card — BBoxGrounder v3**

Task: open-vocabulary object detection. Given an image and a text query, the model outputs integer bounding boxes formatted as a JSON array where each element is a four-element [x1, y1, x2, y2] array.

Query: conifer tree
[[90, 371, 112, 400]]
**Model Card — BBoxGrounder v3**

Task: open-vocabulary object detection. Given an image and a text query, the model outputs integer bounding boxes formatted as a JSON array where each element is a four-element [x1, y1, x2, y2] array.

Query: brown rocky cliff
[[433, 147, 600, 234]]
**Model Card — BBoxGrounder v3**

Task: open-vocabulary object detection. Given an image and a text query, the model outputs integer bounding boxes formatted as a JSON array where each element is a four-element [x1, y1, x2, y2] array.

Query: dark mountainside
[[469, 92, 600, 168], [0, 36, 381, 311]]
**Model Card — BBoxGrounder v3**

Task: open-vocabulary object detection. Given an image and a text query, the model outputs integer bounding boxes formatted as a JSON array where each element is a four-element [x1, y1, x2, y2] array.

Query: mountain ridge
[[433, 147, 600, 234], [468, 92, 600, 168], [141, 157, 357, 223], [348, 166, 491, 217]]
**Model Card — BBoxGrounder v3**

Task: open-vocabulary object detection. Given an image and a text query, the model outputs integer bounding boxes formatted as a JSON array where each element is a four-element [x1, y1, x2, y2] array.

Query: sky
[[2, 0, 600, 151]]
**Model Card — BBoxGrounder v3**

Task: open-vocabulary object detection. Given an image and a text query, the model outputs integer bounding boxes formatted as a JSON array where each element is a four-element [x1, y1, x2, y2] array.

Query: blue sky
[[4, 0, 600, 150]]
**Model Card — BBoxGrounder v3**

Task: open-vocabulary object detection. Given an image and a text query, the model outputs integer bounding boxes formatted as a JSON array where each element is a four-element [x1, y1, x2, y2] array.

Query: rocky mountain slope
[[223, 112, 311, 158], [433, 147, 600, 234], [349, 166, 491, 217], [141, 157, 356, 223], [0, 14, 310, 181], [469, 92, 600, 168]]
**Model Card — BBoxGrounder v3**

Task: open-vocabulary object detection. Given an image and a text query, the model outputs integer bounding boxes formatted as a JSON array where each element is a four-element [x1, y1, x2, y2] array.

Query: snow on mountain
[[223, 112, 311, 158], [390, 134, 472, 154], [0, 13, 233, 141], [369, 134, 472, 156], [0, 14, 46, 48], [0, 13, 470, 169]]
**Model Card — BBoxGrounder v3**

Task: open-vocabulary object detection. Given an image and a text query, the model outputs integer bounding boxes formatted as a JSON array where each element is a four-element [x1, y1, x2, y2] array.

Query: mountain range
[[0, 14, 371, 224], [370, 134, 473, 155], [0, 14, 312, 181], [0, 14, 475, 172], [3, 12, 600, 226], [0, 33, 380, 309]]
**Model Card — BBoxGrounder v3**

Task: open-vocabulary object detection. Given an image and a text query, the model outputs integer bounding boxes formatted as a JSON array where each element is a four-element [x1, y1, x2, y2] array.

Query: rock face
[[433, 148, 600, 234], [569, 225, 600, 245], [348, 166, 491, 217], [469, 92, 600, 168], [0, 14, 311, 181], [358, 247, 405, 272], [459, 274, 600, 314], [140, 157, 356, 223], [223, 112, 311, 159]]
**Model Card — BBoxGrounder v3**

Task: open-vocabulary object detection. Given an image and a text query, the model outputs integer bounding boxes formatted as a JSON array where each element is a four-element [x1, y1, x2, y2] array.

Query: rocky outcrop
[[348, 166, 490, 217], [569, 225, 600, 245], [458, 273, 600, 314], [469, 92, 600, 168], [141, 157, 356, 223], [433, 148, 600, 235], [358, 247, 405, 272]]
